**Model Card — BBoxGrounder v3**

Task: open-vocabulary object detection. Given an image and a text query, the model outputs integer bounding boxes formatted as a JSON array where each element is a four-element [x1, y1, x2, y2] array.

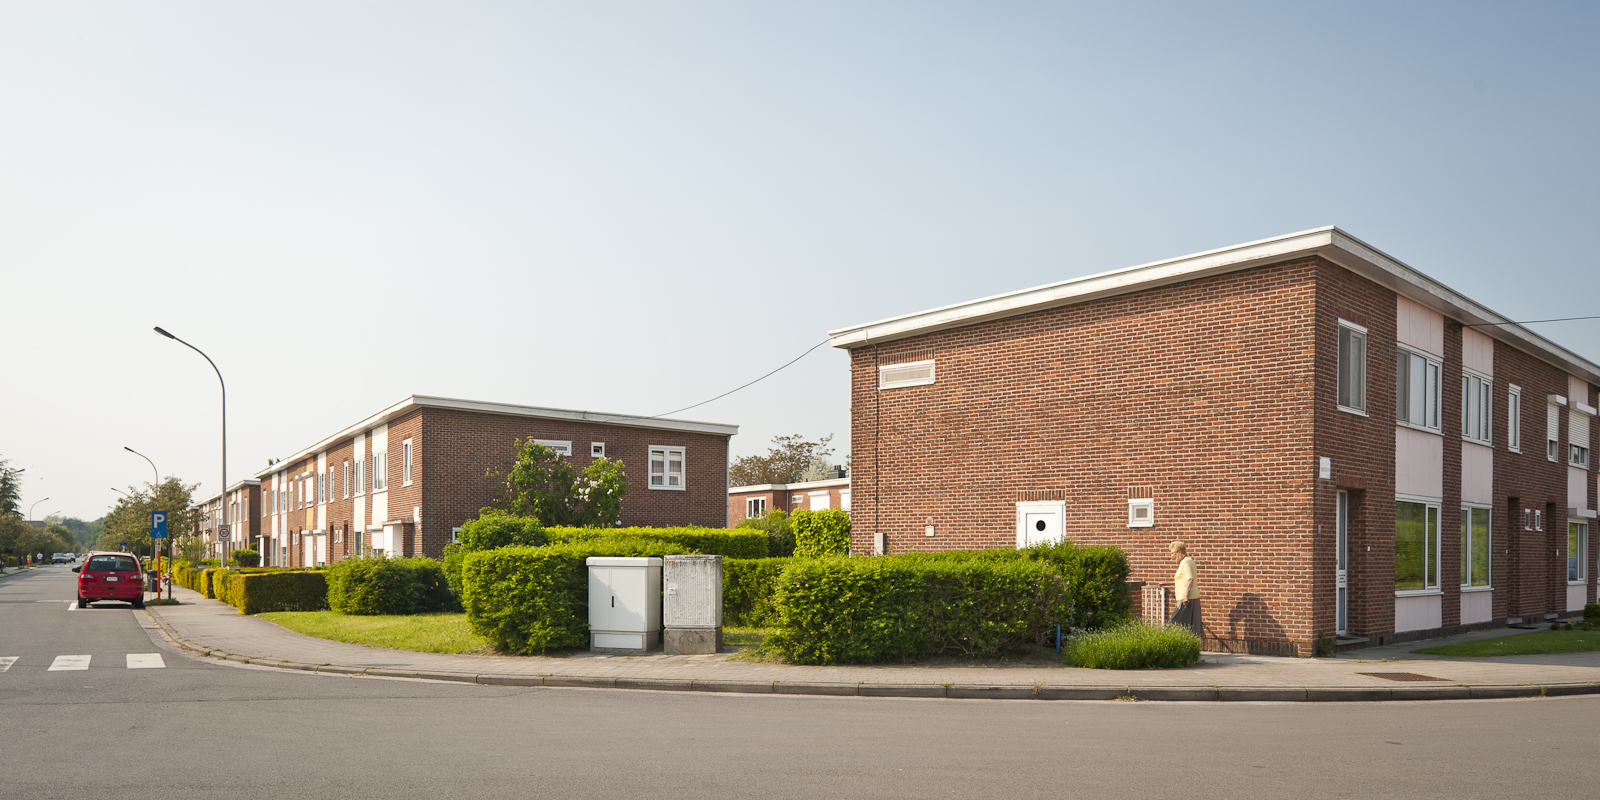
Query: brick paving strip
[[142, 587, 1600, 702]]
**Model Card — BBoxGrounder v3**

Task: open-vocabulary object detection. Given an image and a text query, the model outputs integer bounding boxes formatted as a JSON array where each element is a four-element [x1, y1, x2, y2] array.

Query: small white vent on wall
[[591, 442, 606, 458], [1128, 498, 1155, 528], [879, 360, 936, 390]]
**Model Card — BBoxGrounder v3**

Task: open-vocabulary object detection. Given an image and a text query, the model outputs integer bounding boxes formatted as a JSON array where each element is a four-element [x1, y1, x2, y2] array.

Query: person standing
[[1168, 541, 1202, 639]]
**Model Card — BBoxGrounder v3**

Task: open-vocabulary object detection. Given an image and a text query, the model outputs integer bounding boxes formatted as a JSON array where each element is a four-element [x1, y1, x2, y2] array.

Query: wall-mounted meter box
[[587, 557, 662, 653]]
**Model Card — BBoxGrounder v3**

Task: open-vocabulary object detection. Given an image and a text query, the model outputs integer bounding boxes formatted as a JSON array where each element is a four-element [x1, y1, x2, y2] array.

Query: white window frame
[[746, 497, 766, 518], [1507, 385, 1522, 452], [373, 452, 386, 492], [451, 527, 461, 544], [591, 442, 606, 458], [1396, 345, 1442, 432], [1336, 320, 1368, 415], [1569, 520, 1589, 584], [354, 459, 364, 496], [1461, 369, 1492, 445], [1395, 495, 1442, 596], [1460, 503, 1492, 590], [878, 359, 936, 390], [1127, 498, 1154, 528], [648, 445, 686, 491], [343, 461, 351, 499], [402, 439, 414, 486], [531, 439, 573, 457]]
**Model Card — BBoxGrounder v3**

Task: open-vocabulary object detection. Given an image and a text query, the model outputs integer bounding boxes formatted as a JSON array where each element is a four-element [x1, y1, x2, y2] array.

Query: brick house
[[250, 396, 737, 567], [828, 226, 1599, 656], [727, 475, 851, 526], [191, 480, 262, 561]]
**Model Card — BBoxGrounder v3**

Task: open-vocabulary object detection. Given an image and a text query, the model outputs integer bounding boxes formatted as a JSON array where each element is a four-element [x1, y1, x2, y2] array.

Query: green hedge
[[735, 511, 796, 558], [723, 557, 796, 627], [459, 512, 547, 550], [461, 539, 682, 654], [327, 557, 454, 615], [792, 509, 850, 557], [213, 569, 328, 615], [546, 526, 768, 559], [230, 549, 261, 567], [1064, 622, 1200, 669], [767, 557, 1068, 664]]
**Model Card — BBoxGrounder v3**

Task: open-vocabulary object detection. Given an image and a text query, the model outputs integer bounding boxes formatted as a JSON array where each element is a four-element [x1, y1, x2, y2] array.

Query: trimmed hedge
[[792, 509, 850, 557], [546, 526, 768, 559], [1065, 622, 1200, 669], [230, 549, 261, 567], [213, 569, 328, 615], [461, 539, 683, 654], [723, 557, 796, 627], [459, 512, 547, 550], [735, 511, 795, 558], [327, 557, 454, 615], [767, 557, 1068, 664]]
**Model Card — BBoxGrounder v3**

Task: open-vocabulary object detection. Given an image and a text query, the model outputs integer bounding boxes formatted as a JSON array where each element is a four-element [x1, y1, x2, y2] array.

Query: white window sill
[[1508, 447, 1521, 454], [648, 485, 687, 492], [1337, 404, 1369, 417], [1395, 589, 1443, 597], [1459, 585, 1493, 593], [1569, 580, 1588, 586], [1462, 437, 1493, 449], [1396, 421, 1443, 436], [402, 481, 413, 488]]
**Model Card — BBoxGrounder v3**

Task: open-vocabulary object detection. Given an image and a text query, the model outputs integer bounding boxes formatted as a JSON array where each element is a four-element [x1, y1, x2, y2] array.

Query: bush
[[213, 569, 328, 615], [766, 557, 1067, 665], [546, 526, 767, 559], [723, 557, 797, 627], [735, 511, 795, 558], [792, 509, 850, 558], [327, 557, 455, 615], [1585, 603, 1600, 624], [230, 549, 261, 568], [1064, 622, 1201, 669], [878, 541, 1131, 631], [461, 539, 682, 655], [457, 512, 547, 551]]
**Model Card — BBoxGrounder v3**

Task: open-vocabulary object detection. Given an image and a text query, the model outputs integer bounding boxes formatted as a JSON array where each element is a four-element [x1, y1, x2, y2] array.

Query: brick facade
[[727, 478, 850, 526]]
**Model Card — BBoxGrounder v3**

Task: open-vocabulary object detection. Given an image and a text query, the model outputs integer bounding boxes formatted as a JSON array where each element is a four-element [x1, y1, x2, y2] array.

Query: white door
[[1336, 491, 1349, 636], [1015, 501, 1066, 548], [587, 567, 612, 631]]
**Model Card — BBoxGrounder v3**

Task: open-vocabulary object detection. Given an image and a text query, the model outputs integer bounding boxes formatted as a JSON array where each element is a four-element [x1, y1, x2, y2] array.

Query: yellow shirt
[[1173, 556, 1198, 601]]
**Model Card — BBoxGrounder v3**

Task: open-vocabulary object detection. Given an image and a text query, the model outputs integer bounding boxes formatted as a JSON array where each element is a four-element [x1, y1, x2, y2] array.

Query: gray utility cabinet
[[663, 554, 722, 655], [587, 557, 662, 653]]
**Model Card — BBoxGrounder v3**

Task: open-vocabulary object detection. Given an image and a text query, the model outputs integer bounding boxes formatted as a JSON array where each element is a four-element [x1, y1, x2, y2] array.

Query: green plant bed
[[1413, 630, 1600, 657], [722, 626, 772, 647], [260, 611, 493, 654], [1064, 623, 1201, 669]]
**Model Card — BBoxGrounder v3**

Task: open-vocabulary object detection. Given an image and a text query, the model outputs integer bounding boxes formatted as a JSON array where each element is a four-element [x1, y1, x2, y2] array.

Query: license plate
[[105, 577, 119, 582]]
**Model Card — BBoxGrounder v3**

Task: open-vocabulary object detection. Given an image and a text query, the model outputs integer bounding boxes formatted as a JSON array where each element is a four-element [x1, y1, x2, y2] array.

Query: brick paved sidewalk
[[145, 586, 1600, 702]]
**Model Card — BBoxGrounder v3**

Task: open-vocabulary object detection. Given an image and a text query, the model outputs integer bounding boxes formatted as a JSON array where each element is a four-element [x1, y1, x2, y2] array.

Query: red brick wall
[[385, 410, 425, 556]]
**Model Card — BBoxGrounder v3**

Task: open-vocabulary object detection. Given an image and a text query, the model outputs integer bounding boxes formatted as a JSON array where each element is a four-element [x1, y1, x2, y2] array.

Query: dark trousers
[[1169, 599, 1202, 639]]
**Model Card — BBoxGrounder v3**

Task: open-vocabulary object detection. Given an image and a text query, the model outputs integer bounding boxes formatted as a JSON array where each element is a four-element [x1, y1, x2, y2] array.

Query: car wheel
[[132, 596, 145, 609], [78, 597, 91, 608]]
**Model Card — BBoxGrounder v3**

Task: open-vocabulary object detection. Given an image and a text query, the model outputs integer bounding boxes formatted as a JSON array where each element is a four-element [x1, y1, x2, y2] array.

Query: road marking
[[68, 603, 78, 610], [48, 655, 91, 671], [0, 657, 16, 672], [126, 653, 165, 669]]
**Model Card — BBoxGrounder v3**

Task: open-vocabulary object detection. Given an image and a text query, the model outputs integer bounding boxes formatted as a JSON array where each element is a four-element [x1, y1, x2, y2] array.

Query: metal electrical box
[[587, 556, 662, 653], [663, 554, 722, 655]]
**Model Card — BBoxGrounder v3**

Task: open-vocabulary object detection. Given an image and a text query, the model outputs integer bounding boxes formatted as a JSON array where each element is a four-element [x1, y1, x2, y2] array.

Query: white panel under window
[[879, 359, 936, 390], [532, 439, 573, 457]]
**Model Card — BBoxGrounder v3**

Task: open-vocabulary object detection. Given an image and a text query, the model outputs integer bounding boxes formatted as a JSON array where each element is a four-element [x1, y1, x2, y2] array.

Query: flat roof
[[827, 226, 1600, 385], [253, 395, 738, 480], [729, 477, 850, 494]]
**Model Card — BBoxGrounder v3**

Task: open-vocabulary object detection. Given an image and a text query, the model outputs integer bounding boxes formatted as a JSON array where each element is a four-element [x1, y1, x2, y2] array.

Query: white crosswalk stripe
[[48, 655, 91, 671], [126, 653, 165, 669], [0, 657, 16, 673]]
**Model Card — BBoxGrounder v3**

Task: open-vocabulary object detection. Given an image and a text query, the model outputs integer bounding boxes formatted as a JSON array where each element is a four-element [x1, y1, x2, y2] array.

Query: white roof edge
[[729, 477, 850, 493], [195, 479, 262, 506], [252, 395, 738, 480], [828, 226, 1600, 385]]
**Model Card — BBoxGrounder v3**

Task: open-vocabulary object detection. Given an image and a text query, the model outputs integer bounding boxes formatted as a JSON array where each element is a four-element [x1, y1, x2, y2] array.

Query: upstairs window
[[1461, 372, 1491, 444], [373, 452, 387, 491], [343, 461, 351, 498], [318, 473, 326, 504], [1549, 402, 1562, 462], [1507, 385, 1522, 452], [649, 446, 685, 490], [1396, 348, 1441, 430], [354, 459, 364, 496], [1337, 322, 1367, 413], [1571, 409, 1592, 469], [402, 440, 414, 486]]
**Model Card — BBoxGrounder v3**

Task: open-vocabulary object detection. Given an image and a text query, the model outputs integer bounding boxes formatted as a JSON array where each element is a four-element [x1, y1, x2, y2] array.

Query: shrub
[[1585, 603, 1600, 624], [875, 541, 1131, 631], [546, 526, 767, 559], [488, 441, 629, 527], [457, 511, 547, 551], [723, 557, 797, 627], [213, 569, 328, 615], [1065, 622, 1200, 669], [327, 557, 454, 615], [736, 511, 795, 558], [461, 539, 682, 655], [766, 557, 1067, 665], [792, 509, 850, 558], [230, 549, 261, 568]]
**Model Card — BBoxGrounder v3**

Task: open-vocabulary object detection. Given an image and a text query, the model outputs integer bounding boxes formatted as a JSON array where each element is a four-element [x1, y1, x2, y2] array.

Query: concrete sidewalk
[[145, 587, 1600, 702]]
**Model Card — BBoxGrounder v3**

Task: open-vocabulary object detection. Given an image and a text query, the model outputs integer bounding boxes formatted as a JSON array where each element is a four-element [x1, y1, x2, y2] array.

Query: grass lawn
[[722, 627, 772, 647], [1413, 629, 1600, 657], [259, 611, 493, 655]]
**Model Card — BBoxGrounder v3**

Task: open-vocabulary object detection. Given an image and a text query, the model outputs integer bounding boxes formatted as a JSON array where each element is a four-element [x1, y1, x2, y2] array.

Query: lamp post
[[28, 498, 49, 521], [124, 446, 161, 593], [154, 326, 225, 600]]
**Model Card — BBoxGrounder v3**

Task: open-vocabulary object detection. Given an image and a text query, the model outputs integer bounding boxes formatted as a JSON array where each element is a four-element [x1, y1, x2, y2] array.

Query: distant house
[[828, 226, 1599, 656], [191, 479, 262, 562], [728, 473, 850, 526]]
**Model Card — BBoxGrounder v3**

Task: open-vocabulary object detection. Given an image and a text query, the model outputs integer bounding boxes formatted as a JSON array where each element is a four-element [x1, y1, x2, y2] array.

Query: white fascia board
[[827, 226, 1600, 386], [728, 477, 850, 494]]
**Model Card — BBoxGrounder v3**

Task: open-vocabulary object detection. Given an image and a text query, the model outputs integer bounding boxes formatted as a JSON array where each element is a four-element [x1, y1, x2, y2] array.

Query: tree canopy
[[98, 477, 202, 558], [488, 440, 629, 527], [728, 434, 837, 487], [0, 456, 23, 517]]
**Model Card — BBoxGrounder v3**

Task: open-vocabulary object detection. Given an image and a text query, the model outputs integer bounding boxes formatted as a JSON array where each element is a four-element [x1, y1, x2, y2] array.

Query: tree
[[98, 477, 202, 558], [0, 516, 72, 563], [488, 440, 630, 527], [729, 434, 836, 486], [0, 456, 23, 517]]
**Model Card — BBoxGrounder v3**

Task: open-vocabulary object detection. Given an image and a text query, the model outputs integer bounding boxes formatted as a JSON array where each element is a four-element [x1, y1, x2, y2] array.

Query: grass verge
[[1065, 622, 1201, 669], [1413, 630, 1600, 657], [259, 610, 493, 654]]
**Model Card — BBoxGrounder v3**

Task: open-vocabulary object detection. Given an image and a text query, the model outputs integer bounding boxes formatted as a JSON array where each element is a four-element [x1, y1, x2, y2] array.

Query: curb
[[141, 607, 1600, 703]]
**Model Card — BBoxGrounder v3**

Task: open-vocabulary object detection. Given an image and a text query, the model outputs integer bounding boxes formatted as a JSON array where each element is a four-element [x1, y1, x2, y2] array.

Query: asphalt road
[[3, 565, 1597, 799]]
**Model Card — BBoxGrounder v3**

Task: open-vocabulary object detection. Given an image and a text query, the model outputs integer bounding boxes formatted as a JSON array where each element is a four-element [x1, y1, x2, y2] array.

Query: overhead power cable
[[653, 339, 831, 418], [1462, 315, 1600, 327]]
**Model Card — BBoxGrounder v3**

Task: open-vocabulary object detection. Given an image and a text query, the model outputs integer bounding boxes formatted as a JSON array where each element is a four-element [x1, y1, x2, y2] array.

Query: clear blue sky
[[3, 1, 1596, 521]]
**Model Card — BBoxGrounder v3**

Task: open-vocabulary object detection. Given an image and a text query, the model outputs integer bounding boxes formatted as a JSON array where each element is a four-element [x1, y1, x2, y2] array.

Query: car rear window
[[87, 556, 138, 572]]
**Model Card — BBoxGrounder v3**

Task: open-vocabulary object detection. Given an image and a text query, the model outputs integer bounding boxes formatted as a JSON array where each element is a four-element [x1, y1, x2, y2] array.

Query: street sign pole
[[150, 511, 167, 600]]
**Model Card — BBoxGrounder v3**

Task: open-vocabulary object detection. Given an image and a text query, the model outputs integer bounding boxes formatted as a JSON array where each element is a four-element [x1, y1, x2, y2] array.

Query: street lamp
[[111, 487, 129, 497], [28, 498, 49, 521], [124, 446, 161, 580], [154, 326, 226, 596]]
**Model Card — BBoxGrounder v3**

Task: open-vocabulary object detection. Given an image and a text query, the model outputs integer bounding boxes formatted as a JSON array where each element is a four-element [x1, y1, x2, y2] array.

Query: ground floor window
[[1396, 499, 1440, 592], [1461, 506, 1490, 587], [746, 497, 766, 518], [1569, 521, 1589, 583]]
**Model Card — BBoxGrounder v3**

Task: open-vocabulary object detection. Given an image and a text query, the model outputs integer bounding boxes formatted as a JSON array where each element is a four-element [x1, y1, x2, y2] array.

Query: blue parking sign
[[151, 511, 168, 539]]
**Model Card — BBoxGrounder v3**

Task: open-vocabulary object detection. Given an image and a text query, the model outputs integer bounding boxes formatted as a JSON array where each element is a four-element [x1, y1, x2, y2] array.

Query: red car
[[74, 552, 145, 609]]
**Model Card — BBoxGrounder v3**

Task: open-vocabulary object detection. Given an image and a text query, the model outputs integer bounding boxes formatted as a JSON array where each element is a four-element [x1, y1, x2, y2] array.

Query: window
[[1570, 409, 1591, 468], [1461, 372, 1492, 444], [1524, 507, 1544, 532], [373, 452, 386, 491], [879, 359, 936, 390], [1337, 322, 1367, 413], [1549, 402, 1561, 461], [343, 461, 351, 498], [591, 442, 606, 458], [1396, 348, 1441, 430], [791, 494, 803, 506], [402, 440, 413, 486], [354, 459, 364, 495], [451, 527, 461, 544], [746, 497, 766, 518], [1570, 521, 1589, 583], [532, 439, 572, 457], [648, 446, 685, 490], [1508, 385, 1522, 452], [318, 473, 326, 504], [1460, 506, 1490, 588], [1395, 499, 1440, 592]]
